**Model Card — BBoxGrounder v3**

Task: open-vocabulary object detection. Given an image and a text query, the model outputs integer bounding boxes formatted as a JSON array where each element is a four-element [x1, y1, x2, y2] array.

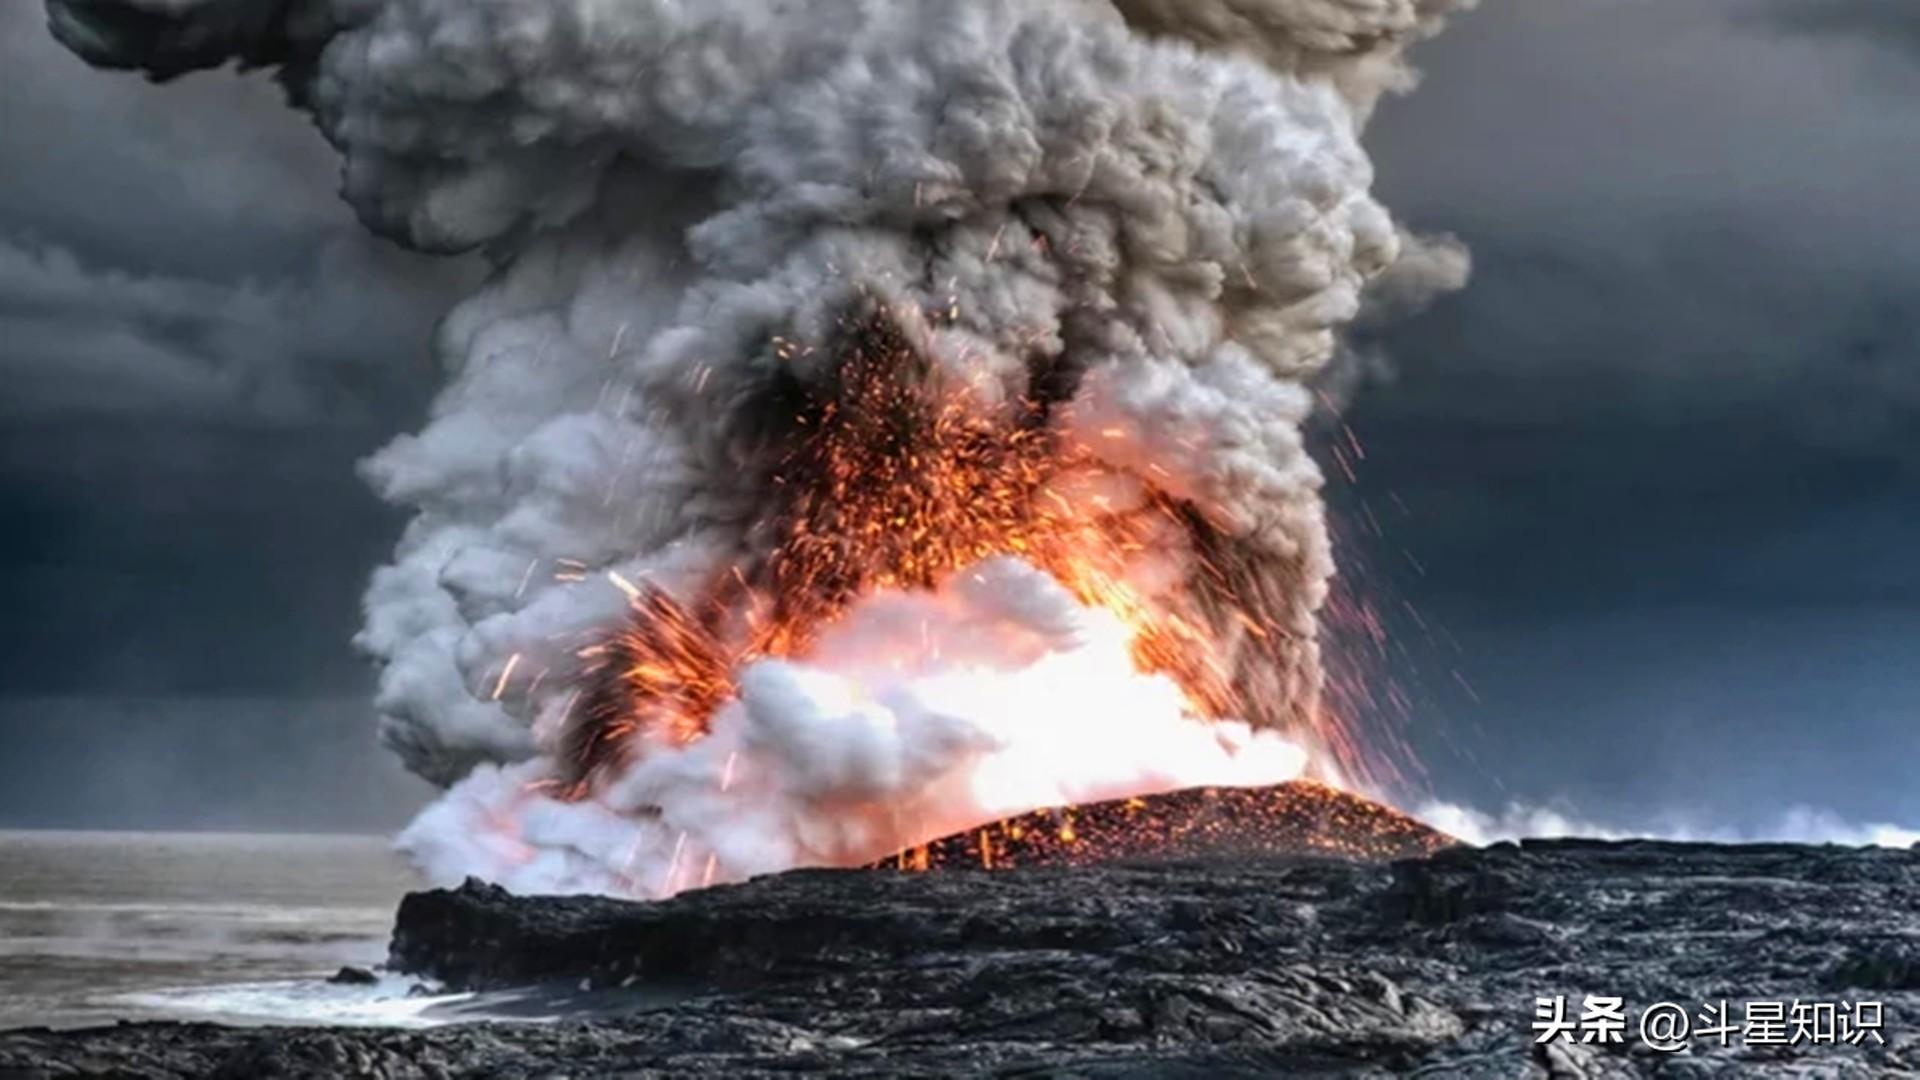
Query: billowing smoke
[[52, 0, 1472, 895]]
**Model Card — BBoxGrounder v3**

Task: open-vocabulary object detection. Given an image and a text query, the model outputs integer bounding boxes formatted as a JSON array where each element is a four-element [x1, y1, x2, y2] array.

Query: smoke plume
[[52, 0, 1472, 894]]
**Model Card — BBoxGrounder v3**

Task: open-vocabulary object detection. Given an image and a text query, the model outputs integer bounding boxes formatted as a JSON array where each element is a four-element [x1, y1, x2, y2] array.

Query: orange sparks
[[608, 570, 643, 602], [554, 309, 1344, 796], [876, 782, 1452, 872], [492, 653, 523, 701], [660, 831, 688, 897]]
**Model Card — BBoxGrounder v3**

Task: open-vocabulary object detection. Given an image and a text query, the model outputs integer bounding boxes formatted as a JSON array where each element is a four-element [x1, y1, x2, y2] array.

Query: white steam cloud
[[53, 0, 1473, 894], [1419, 800, 1920, 850], [405, 559, 1308, 896]]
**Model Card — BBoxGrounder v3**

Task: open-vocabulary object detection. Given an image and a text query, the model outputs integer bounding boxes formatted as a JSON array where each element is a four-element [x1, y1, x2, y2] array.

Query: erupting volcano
[[49, 0, 1474, 897], [561, 309, 1325, 794]]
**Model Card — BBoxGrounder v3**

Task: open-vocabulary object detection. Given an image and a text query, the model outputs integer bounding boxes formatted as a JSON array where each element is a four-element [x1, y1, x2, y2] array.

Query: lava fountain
[[563, 311, 1325, 793], [50, 0, 1475, 897]]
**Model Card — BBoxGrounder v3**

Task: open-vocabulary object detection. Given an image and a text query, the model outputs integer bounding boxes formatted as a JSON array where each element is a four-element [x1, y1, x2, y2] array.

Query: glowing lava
[[398, 310, 1385, 900], [560, 313, 1333, 797], [874, 781, 1455, 872]]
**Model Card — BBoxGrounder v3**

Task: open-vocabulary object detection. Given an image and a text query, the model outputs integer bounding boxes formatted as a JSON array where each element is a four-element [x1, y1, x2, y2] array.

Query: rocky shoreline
[[4, 827, 1918, 1076]]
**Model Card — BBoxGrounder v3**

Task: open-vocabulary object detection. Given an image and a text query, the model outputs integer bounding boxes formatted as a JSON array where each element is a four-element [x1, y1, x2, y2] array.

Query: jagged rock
[[4, 840, 1918, 1077], [327, 966, 379, 986], [1831, 942, 1920, 992]]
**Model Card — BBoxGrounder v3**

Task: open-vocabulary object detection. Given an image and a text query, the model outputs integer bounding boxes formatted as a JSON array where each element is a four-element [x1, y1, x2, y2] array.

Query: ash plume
[[51, 0, 1473, 893]]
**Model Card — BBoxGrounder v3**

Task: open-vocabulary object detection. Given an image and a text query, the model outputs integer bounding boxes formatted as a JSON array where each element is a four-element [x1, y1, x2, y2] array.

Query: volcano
[[43, 0, 1483, 901]]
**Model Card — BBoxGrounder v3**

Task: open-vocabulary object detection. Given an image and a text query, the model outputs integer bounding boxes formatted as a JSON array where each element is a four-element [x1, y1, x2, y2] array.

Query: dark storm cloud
[[0, 0, 475, 695], [0, 697, 433, 832], [1325, 0, 1920, 829], [0, 6, 480, 827], [1757, 0, 1920, 58], [0, 418, 411, 695], [0, 3, 336, 278], [1349, 0, 1920, 615], [0, 2, 480, 427], [0, 411, 436, 826], [1367, 0, 1920, 446], [0, 236, 473, 426]]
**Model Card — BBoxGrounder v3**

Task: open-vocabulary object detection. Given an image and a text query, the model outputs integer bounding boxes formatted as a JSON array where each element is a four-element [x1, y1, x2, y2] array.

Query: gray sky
[[0, 0, 475, 829], [1350, 0, 1920, 828], [0, 0, 1913, 834]]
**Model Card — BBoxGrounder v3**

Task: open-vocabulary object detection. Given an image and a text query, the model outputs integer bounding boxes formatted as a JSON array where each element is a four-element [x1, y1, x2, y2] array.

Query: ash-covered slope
[[6, 839, 1919, 1077]]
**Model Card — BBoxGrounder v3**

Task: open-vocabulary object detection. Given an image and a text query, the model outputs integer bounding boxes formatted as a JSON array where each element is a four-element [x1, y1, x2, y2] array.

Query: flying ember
[[395, 302, 1358, 899], [555, 310, 1335, 801]]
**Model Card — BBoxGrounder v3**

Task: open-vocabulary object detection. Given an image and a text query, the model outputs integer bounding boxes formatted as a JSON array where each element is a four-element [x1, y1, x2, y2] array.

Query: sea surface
[[0, 830, 461, 1030]]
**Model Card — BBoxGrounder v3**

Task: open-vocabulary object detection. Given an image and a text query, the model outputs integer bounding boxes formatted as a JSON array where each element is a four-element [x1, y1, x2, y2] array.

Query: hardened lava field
[[872, 781, 1456, 872]]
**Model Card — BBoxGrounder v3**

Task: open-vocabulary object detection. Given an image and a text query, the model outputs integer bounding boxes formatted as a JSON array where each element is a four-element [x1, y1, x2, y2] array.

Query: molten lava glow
[[398, 313, 1351, 899], [875, 781, 1454, 872], [400, 560, 1308, 898], [560, 315, 1324, 794]]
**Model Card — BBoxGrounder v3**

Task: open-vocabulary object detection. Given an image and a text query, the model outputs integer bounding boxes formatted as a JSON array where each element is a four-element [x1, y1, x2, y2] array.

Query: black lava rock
[[4, 841, 1918, 1077]]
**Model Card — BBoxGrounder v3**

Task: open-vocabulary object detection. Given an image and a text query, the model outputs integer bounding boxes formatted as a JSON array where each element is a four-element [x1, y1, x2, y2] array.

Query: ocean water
[[0, 830, 463, 1030]]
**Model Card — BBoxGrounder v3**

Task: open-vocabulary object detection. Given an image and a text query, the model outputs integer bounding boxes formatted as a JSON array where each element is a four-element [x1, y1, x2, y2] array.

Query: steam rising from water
[[1418, 800, 1920, 850], [53, 0, 1472, 894]]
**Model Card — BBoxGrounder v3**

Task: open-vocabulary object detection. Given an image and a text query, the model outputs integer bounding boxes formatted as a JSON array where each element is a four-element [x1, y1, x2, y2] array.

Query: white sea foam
[[108, 975, 470, 1029]]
